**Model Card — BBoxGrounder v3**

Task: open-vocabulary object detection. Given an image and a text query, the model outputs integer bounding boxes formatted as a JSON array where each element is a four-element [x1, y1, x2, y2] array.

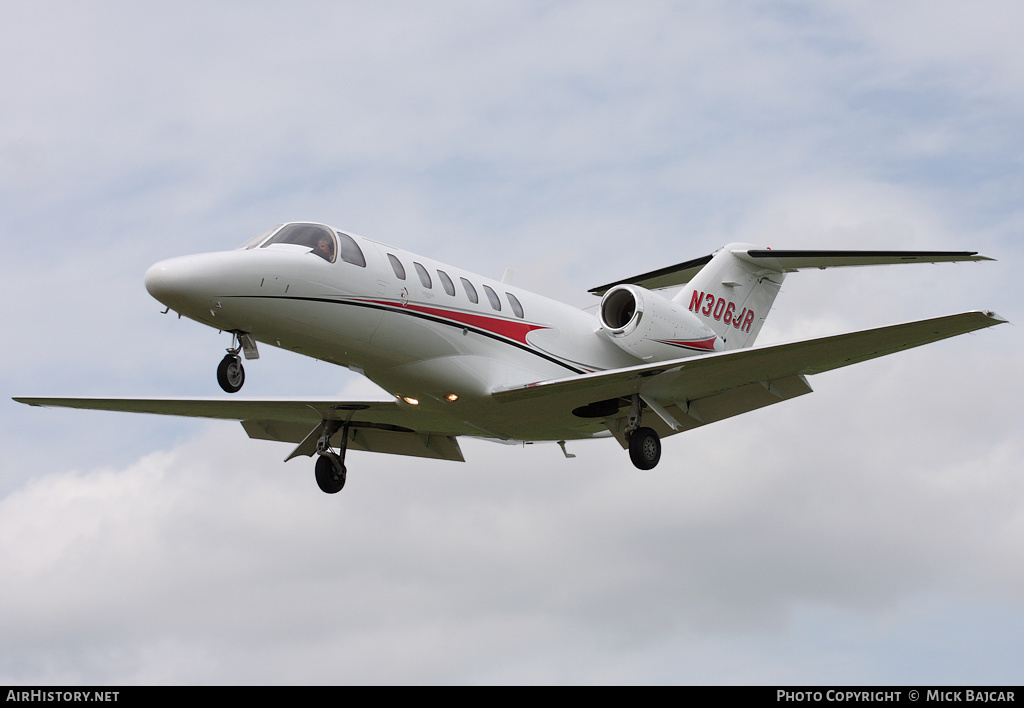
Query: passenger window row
[[388, 253, 525, 318], [246, 227, 526, 318]]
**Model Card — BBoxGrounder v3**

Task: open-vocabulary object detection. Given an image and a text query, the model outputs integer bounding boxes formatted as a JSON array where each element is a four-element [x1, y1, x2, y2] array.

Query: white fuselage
[[143, 225, 717, 441]]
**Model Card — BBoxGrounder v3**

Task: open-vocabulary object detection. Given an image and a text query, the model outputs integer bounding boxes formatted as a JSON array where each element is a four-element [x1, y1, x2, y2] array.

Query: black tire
[[628, 427, 661, 470], [217, 354, 245, 393], [315, 455, 346, 494]]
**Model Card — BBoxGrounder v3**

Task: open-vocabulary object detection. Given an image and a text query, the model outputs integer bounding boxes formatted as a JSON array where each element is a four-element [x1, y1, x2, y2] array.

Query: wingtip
[[980, 310, 1010, 324]]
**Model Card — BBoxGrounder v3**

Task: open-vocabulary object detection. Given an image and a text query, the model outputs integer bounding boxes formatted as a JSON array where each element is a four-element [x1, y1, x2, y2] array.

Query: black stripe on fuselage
[[229, 294, 589, 375]]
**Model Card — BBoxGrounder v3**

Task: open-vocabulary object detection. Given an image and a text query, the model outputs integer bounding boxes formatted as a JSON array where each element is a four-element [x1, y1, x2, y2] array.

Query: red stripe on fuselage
[[357, 298, 549, 346], [656, 336, 718, 351]]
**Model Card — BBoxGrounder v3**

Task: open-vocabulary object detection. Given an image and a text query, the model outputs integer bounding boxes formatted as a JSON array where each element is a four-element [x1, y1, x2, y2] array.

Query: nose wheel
[[216, 332, 257, 393], [217, 353, 245, 393]]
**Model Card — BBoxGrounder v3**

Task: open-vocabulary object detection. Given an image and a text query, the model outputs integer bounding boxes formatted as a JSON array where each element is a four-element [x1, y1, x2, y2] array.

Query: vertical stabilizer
[[672, 244, 785, 350]]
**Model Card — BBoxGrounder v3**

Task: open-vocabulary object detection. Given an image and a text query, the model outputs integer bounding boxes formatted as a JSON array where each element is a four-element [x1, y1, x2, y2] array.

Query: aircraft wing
[[493, 310, 1007, 441], [12, 396, 465, 462], [588, 249, 993, 295]]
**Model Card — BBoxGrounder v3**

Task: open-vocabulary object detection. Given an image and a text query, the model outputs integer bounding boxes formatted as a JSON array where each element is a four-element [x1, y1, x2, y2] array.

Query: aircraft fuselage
[[143, 224, 714, 442]]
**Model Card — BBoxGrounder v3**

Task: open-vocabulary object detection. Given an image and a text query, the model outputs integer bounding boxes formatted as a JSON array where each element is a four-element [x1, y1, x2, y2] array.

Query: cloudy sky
[[2, 1, 1022, 685]]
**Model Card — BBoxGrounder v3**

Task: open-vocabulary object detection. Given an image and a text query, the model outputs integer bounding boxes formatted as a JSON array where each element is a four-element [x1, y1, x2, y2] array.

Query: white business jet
[[15, 222, 1006, 494]]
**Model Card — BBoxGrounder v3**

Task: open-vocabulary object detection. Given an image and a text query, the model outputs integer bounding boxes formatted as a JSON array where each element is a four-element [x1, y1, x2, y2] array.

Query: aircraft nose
[[144, 254, 225, 314]]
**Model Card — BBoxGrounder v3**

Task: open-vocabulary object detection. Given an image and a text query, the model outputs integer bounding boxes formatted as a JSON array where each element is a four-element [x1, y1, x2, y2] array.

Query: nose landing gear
[[216, 332, 258, 393], [217, 353, 245, 393]]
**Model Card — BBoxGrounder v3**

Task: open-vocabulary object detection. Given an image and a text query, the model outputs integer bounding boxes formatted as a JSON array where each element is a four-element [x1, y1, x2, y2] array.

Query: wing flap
[[677, 373, 814, 426], [347, 427, 464, 461], [242, 418, 465, 462], [607, 374, 814, 447]]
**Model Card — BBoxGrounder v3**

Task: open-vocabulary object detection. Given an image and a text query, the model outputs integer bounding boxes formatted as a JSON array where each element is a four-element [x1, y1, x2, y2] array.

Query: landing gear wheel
[[315, 454, 346, 494], [217, 354, 245, 393], [628, 426, 661, 470]]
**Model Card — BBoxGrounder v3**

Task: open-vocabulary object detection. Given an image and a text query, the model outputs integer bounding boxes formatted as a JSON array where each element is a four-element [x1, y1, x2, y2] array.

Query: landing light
[[402, 396, 419, 406], [445, 393, 459, 402]]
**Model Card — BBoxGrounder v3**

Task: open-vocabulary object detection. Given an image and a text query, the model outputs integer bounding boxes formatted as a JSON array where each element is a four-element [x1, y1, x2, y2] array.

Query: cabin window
[[483, 285, 502, 311], [336, 232, 366, 267], [437, 270, 456, 296], [387, 254, 406, 280], [460, 277, 479, 304], [262, 222, 337, 262], [506, 292, 524, 318], [413, 262, 432, 288]]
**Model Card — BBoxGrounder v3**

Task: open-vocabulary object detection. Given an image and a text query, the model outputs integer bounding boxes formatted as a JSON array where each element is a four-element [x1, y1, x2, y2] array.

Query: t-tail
[[672, 244, 993, 351]]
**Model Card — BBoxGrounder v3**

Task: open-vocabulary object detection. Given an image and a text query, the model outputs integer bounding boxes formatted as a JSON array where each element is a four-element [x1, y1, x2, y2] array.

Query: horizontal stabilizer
[[739, 249, 992, 272], [589, 248, 992, 295]]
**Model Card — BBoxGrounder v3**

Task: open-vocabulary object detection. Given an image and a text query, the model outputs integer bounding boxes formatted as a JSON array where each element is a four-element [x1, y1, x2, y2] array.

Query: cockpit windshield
[[237, 222, 366, 266], [237, 224, 283, 250], [261, 223, 337, 262]]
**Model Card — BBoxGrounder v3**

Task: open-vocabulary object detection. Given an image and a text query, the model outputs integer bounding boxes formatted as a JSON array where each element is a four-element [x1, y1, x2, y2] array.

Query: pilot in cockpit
[[313, 233, 335, 262]]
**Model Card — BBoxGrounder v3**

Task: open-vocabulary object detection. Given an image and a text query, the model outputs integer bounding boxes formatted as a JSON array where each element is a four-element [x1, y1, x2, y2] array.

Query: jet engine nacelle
[[598, 284, 723, 360]]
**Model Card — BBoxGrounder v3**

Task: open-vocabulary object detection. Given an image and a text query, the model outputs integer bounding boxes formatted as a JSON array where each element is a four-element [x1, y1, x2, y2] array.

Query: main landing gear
[[315, 454, 346, 494], [625, 395, 662, 470], [216, 332, 258, 394], [628, 426, 661, 470], [314, 421, 349, 494]]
